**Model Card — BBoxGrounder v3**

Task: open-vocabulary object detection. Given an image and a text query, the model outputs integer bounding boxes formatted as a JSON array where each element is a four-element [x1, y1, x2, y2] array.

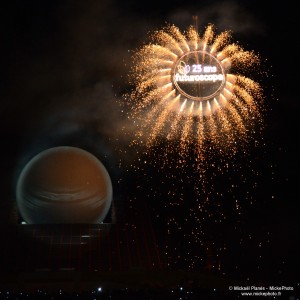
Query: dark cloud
[[167, 0, 266, 35]]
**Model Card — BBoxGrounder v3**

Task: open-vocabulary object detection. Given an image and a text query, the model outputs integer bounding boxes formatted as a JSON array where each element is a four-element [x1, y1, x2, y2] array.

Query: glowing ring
[[172, 50, 226, 101]]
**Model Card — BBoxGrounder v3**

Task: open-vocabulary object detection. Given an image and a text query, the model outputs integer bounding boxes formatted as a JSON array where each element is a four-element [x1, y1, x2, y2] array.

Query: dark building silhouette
[[0, 194, 167, 292]]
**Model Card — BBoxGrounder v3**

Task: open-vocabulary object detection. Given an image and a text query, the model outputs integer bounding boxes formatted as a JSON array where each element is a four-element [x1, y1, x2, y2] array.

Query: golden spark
[[125, 23, 265, 165]]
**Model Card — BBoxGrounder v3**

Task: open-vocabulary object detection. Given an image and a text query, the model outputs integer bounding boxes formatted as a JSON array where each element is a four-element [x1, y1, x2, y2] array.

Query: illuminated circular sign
[[172, 50, 226, 101]]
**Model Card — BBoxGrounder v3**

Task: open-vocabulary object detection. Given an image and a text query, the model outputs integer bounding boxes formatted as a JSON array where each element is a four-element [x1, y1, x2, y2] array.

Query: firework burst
[[121, 23, 268, 271], [125, 23, 265, 165]]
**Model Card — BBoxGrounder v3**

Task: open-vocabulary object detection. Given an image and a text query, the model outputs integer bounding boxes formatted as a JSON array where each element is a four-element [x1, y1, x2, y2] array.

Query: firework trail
[[124, 23, 265, 167], [122, 23, 267, 270]]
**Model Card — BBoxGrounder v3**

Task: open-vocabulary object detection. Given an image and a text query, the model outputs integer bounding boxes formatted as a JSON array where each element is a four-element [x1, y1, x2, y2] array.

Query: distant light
[[98, 287, 102, 292], [180, 287, 183, 291]]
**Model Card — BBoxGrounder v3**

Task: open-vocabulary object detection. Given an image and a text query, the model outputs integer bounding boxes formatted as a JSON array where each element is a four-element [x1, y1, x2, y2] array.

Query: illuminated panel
[[172, 50, 226, 101]]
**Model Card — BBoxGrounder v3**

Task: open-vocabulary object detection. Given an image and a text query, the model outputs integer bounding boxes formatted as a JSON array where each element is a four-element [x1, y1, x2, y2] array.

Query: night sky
[[0, 0, 299, 296]]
